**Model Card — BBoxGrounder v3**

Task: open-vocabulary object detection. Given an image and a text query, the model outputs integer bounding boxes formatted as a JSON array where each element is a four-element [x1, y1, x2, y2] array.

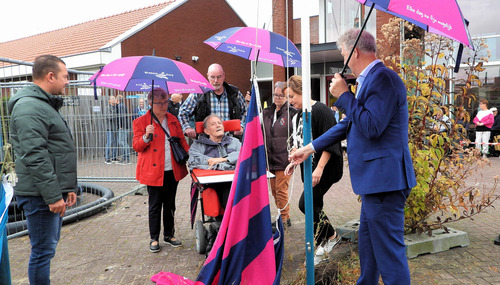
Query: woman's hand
[[207, 157, 228, 169], [312, 166, 324, 187], [284, 162, 295, 176], [145, 124, 154, 136]]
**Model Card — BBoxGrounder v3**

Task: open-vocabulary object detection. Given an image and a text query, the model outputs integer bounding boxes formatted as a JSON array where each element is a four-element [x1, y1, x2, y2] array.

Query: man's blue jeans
[[105, 130, 117, 161], [117, 128, 130, 160], [16, 195, 63, 285]]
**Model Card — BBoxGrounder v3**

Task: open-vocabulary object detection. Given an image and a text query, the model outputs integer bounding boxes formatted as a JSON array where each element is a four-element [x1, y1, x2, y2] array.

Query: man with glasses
[[178, 63, 247, 140]]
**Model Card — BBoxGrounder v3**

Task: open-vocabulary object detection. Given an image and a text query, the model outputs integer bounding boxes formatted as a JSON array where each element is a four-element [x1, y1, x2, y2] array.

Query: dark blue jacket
[[313, 62, 416, 195]]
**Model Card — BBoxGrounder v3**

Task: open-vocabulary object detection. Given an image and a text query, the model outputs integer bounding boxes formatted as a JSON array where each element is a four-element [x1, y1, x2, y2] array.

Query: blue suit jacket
[[313, 62, 416, 195]]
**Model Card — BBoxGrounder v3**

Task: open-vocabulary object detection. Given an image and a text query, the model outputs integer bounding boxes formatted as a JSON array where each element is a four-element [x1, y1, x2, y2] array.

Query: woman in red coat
[[133, 88, 189, 253]]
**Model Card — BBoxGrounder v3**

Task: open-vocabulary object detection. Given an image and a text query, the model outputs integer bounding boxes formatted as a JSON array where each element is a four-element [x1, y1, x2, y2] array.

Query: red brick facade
[[121, 0, 252, 95], [272, 0, 294, 83]]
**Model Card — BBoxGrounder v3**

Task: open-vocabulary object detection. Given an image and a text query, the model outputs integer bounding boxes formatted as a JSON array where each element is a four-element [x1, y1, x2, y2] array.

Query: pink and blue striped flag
[[195, 83, 279, 284]]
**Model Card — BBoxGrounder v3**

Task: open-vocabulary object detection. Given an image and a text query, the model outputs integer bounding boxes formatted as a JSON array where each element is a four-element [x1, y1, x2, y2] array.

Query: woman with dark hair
[[284, 75, 344, 265], [133, 88, 189, 253]]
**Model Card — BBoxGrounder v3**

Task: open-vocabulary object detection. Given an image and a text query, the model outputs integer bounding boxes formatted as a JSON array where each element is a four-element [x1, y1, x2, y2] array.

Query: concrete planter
[[335, 220, 470, 259]]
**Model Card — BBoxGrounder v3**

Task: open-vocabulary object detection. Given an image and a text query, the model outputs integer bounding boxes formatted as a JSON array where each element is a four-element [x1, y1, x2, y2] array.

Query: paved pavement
[[7, 157, 500, 284]]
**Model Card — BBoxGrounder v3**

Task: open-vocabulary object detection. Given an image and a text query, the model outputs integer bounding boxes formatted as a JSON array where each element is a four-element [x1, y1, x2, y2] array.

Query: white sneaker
[[313, 245, 329, 265], [323, 234, 341, 253]]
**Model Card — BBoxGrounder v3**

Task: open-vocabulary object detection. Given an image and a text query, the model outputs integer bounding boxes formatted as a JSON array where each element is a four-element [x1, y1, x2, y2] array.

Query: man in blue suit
[[289, 29, 416, 284]]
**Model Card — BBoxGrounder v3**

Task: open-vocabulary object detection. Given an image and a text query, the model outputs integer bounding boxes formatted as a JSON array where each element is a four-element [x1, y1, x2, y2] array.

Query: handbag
[[168, 136, 189, 164], [152, 113, 189, 164]]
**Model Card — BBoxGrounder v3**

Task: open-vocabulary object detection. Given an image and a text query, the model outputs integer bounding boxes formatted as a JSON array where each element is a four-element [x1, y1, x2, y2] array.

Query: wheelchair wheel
[[195, 220, 207, 254]]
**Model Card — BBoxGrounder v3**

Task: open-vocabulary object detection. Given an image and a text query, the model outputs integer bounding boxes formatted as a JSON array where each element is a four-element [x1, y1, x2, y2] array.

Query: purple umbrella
[[89, 56, 214, 94], [204, 27, 301, 68]]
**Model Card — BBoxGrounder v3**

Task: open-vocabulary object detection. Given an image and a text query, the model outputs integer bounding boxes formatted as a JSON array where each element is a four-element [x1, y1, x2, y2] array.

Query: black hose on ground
[[7, 182, 115, 238]]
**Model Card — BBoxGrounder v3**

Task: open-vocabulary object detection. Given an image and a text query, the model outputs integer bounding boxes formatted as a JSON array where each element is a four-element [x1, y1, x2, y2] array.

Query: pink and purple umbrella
[[89, 56, 214, 94], [355, 0, 474, 49], [204, 27, 301, 68], [341, 0, 474, 75]]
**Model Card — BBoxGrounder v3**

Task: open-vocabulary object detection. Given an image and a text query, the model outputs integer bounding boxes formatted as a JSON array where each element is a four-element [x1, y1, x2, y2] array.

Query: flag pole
[[300, 1, 314, 284]]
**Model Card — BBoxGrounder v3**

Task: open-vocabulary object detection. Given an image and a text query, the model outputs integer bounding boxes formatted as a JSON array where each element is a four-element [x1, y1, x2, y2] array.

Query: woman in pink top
[[473, 99, 495, 157]]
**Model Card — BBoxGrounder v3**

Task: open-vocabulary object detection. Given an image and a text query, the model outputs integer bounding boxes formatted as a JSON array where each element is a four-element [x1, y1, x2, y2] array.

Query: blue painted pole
[[302, 111, 314, 284], [0, 228, 11, 285], [0, 183, 12, 285]]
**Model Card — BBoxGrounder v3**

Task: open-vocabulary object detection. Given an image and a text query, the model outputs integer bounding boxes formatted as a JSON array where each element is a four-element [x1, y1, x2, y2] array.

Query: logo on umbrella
[[139, 83, 153, 90], [215, 35, 227, 41], [227, 46, 246, 54], [235, 39, 262, 48], [276, 48, 297, 57], [144, 71, 173, 80]]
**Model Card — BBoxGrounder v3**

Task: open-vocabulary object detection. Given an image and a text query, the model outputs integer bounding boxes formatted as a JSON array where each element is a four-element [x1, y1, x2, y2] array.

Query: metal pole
[[300, 1, 314, 284]]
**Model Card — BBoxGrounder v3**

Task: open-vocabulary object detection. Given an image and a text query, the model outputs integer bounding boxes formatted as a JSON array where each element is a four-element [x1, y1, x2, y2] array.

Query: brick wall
[[292, 16, 319, 45], [273, 0, 294, 83]]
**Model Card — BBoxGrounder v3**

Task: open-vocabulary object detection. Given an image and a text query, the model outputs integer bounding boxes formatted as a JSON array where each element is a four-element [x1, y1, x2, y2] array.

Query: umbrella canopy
[[90, 56, 214, 94], [355, 0, 474, 49], [204, 27, 302, 68]]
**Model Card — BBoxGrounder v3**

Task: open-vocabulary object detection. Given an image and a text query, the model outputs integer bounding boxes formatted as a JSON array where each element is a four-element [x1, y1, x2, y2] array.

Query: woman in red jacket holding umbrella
[[133, 88, 189, 253]]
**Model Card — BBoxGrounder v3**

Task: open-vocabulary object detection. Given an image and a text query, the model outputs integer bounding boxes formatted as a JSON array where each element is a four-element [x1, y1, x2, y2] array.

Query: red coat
[[133, 112, 189, 186]]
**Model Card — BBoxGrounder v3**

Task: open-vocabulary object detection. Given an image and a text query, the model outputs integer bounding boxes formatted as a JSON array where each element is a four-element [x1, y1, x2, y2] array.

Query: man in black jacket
[[178, 64, 247, 140]]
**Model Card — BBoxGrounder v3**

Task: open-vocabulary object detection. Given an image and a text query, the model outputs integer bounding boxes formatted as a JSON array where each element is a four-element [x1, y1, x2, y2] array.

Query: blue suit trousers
[[358, 189, 411, 285]]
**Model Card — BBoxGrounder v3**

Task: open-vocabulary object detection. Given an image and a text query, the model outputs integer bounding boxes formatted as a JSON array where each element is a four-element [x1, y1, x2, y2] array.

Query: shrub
[[378, 18, 499, 235]]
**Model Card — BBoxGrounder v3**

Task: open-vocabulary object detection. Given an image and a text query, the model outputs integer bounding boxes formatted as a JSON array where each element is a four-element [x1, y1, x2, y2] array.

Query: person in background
[[178, 63, 247, 140], [136, 98, 148, 119], [284, 75, 344, 265], [431, 107, 451, 133], [8, 55, 77, 284], [262, 81, 296, 227], [133, 88, 189, 253], [288, 29, 416, 284], [105, 95, 118, 164], [188, 114, 241, 209], [488, 107, 500, 156], [331, 105, 340, 123], [167, 93, 183, 117], [115, 94, 131, 164], [244, 90, 251, 107], [473, 99, 494, 157], [491, 107, 499, 129]]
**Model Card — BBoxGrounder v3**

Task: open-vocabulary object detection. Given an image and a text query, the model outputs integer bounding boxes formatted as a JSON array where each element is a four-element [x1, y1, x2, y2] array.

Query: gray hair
[[275, 81, 286, 90], [338, 28, 376, 54], [203, 114, 222, 129]]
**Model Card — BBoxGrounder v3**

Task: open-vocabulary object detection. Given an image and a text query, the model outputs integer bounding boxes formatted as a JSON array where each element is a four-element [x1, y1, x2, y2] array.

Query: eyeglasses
[[273, 93, 285, 98], [208, 75, 223, 80], [153, 101, 169, 107]]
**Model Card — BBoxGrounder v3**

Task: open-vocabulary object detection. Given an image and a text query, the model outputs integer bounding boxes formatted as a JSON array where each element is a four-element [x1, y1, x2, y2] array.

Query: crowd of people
[[10, 28, 500, 284]]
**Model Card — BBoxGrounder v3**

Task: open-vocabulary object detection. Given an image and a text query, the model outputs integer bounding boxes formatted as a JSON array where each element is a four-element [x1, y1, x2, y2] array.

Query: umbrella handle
[[340, 3, 375, 77], [149, 79, 154, 142], [148, 109, 154, 142]]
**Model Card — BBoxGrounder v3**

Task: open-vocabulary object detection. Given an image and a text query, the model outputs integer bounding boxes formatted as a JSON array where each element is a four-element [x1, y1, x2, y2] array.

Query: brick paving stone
[[6, 158, 500, 284]]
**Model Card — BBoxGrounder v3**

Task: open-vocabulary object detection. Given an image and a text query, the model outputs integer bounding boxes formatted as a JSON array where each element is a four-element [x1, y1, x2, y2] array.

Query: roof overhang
[[296, 42, 343, 64]]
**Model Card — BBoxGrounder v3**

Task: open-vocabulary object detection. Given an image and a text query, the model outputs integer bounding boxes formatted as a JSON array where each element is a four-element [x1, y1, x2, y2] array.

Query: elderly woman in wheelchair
[[188, 114, 241, 209], [188, 115, 242, 254]]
